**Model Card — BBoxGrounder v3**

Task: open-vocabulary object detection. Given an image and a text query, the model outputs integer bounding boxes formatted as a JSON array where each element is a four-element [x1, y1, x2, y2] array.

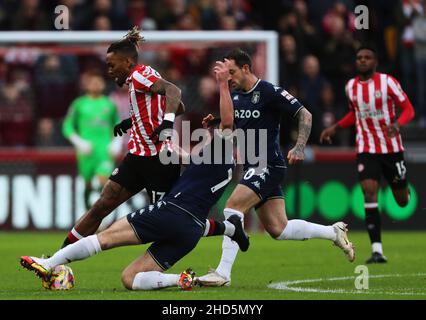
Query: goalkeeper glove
[[108, 137, 123, 158], [69, 134, 92, 155]]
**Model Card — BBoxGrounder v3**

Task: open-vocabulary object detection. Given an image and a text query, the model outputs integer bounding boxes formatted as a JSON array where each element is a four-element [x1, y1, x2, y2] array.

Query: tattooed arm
[[150, 78, 182, 115], [287, 107, 312, 165], [149, 78, 183, 140]]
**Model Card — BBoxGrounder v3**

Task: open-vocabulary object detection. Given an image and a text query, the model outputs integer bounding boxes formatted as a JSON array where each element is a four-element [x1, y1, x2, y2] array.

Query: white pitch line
[[268, 273, 426, 296]]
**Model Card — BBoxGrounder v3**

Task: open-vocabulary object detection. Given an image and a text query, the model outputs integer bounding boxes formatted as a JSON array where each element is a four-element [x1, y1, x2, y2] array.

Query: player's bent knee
[[268, 229, 284, 239], [121, 270, 134, 290]]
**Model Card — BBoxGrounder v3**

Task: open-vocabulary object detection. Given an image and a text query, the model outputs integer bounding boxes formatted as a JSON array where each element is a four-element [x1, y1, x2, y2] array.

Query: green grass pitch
[[1, 231, 425, 300]]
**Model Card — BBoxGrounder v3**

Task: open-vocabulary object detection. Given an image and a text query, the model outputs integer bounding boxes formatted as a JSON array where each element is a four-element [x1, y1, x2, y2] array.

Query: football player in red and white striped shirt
[[320, 46, 415, 263], [61, 27, 183, 248]]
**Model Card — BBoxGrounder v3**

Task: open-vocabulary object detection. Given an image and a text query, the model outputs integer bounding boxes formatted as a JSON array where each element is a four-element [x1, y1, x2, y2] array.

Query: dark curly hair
[[107, 26, 145, 61]]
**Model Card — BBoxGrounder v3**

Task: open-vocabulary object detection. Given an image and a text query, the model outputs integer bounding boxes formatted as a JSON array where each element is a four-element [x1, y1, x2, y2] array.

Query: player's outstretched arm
[[287, 107, 312, 165], [215, 59, 234, 131], [320, 110, 356, 144]]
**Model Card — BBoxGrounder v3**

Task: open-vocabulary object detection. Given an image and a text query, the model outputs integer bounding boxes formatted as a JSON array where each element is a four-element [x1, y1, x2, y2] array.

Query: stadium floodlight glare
[[0, 30, 279, 85]]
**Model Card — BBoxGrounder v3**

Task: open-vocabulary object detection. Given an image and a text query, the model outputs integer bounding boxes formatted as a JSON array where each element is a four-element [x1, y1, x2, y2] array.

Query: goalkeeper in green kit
[[63, 71, 122, 209]]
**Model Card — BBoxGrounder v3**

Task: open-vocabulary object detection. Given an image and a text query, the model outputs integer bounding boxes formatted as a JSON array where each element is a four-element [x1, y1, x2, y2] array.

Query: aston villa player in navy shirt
[[231, 78, 304, 168], [198, 49, 356, 287]]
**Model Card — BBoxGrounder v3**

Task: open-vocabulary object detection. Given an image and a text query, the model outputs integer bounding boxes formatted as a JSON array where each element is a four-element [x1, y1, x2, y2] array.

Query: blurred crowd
[[0, 0, 425, 150]]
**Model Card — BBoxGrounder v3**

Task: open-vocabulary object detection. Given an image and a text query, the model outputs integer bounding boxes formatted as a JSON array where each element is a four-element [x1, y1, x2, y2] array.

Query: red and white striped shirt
[[126, 64, 166, 156], [345, 72, 408, 154]]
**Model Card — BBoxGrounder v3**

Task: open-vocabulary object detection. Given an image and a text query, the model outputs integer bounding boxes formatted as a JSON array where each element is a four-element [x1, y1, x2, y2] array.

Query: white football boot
[[333, 222, 355, 262], [197, 268, 231, 287]]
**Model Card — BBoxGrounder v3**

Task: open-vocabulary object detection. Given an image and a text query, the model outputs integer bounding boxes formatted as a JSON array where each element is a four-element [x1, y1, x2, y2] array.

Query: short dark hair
[[107, 26, 144, 61], [224, 48, 252, 71], [356, 44, 378, 58]]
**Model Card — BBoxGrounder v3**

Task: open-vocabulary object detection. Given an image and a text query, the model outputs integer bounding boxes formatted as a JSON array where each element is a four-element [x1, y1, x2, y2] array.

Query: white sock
[[372, 242, 383, 254], [215, 208, 244, 280], [275, 219, 336, 241], [223, 220, 235, 237], [132, 271, 179, 290], [44, 235, 102, 269]]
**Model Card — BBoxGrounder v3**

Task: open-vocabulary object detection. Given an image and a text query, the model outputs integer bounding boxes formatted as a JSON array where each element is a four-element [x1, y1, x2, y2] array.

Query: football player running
[[320, 46, 415, 263], [60, 27, 183, 249], [198, 49, 355, 287]]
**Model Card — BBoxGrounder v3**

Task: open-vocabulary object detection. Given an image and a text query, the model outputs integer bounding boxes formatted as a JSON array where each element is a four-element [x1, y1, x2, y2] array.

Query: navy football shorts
[[126, 201, 204, 270], [239, 163, 286, 210]]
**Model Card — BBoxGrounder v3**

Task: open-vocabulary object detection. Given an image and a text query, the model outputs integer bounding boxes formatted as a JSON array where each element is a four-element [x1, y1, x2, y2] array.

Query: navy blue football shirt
[[165, 131, 235, 226], [231, 79, 304, 168]]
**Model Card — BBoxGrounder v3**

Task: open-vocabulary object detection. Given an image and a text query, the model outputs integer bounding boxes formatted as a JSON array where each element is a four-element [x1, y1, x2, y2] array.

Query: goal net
[[0, 30, 278, 231]]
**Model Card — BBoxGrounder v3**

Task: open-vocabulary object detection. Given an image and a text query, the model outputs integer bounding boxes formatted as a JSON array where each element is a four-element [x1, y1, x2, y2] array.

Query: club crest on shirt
[[251, 91, 260, 104], [375, 91, 382, 99], [358, 163, 364, 172], [142, 66, 152, 77]]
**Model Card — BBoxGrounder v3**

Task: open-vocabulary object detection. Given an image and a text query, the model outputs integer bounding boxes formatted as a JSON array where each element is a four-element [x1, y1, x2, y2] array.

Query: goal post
[[0, 30, 279, 84]]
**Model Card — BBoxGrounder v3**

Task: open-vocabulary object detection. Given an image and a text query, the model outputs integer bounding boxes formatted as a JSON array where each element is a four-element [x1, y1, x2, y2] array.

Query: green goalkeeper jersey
[[62, 94, 120, 149]]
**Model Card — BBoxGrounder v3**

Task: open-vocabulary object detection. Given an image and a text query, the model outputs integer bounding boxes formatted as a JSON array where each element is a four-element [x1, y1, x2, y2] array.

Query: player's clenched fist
[[113, 118, 133, 137], [287, 144, 305, 165], [383, 122, 400, 138], [319, 124, 338, 144], [214, 59, 232, 83]]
